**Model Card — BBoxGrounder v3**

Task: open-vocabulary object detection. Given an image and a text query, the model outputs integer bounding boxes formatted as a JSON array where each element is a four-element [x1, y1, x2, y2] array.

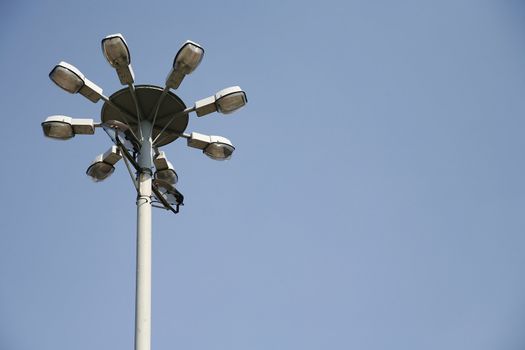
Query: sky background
[[1, 0, 525, 349]]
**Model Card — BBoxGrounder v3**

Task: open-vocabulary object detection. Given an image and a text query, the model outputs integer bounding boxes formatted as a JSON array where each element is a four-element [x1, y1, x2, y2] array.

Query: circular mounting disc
[[101, 85, 188, 147]]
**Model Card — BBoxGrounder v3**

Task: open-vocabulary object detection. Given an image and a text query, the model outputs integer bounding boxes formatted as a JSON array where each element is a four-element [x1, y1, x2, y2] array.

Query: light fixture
[[187, 132, 235, 160], [194, 86, 247, 117], [86, 146, 122, 182], [154, 151, 178, 184], [42, 115, 95, 140], [49, 61, 103, 102], [101, 33, 135, 85], [153, 179, 184, 206], [165, 41, 204, 89]]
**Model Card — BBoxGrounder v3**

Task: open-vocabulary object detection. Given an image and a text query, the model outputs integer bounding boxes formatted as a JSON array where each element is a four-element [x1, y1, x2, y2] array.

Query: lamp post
[[42, 33, 247, 350]]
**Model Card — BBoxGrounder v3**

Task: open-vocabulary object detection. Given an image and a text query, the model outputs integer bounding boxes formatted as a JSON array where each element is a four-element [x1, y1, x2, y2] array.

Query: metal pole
[[135, 121, 153, 350]]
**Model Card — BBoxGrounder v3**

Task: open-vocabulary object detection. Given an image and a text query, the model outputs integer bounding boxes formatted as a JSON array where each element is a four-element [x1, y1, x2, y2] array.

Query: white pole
[[135, 121, 153, 350]]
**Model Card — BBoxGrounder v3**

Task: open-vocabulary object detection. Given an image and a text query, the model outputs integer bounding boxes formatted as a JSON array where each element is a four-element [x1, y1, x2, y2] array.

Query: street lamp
[[42, 33, 247, 350]]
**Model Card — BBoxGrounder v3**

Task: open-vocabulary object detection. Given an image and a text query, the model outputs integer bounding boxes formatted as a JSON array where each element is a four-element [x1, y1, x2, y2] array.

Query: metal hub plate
[[101, 85, 188, 147]]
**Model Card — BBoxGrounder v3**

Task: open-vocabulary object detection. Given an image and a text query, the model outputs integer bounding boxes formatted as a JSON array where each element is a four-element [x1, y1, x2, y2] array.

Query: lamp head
[[165, 40, 204, 89], [154, 151, 178, 184], [204, 136, 235, 160], [49, 61, 103, 102], [42, 115, 95, 140], [101, 33, 135, 84], [153, 179, 184, 206], [102, 33, 130, 67], [49, 62, 84, 94], [194, 86, 247, 117], [187, 132, 235, 161], [41, 115, 74, 140], [86, 146, 122, 182], [215, 86, 247, 114], [86, 155, 115, 182], [173, 41, 204, 74]]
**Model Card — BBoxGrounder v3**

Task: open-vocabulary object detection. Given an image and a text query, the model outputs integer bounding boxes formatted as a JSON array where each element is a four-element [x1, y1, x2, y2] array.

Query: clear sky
[[1, 0, 525, 349]]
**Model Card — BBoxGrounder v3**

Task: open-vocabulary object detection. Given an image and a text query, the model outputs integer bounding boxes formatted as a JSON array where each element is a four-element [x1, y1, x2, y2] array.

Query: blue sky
[[1, 0, 525, 349]]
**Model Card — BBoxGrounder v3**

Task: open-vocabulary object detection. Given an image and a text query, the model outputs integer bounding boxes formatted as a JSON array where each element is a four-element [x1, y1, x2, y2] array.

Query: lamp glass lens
[[216, 92, 247, 114], [42, 122, 74, 140], [204, 142, 235, 160], [50, 66, 84, 93], [87, 162, 115, 182], [155, 169, 178, 184], [103, 37, 130, 67]]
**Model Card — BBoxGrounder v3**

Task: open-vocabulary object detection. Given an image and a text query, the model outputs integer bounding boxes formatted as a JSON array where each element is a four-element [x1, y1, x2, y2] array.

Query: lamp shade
[[49, 62, 84, 93], [204, 136, 235, 160], [41, 115, 74, 140], [86, 155, 115, 182], [174, 41, 204, 74], [102, 34, 130, 67], [215, 86, 247, 114]]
